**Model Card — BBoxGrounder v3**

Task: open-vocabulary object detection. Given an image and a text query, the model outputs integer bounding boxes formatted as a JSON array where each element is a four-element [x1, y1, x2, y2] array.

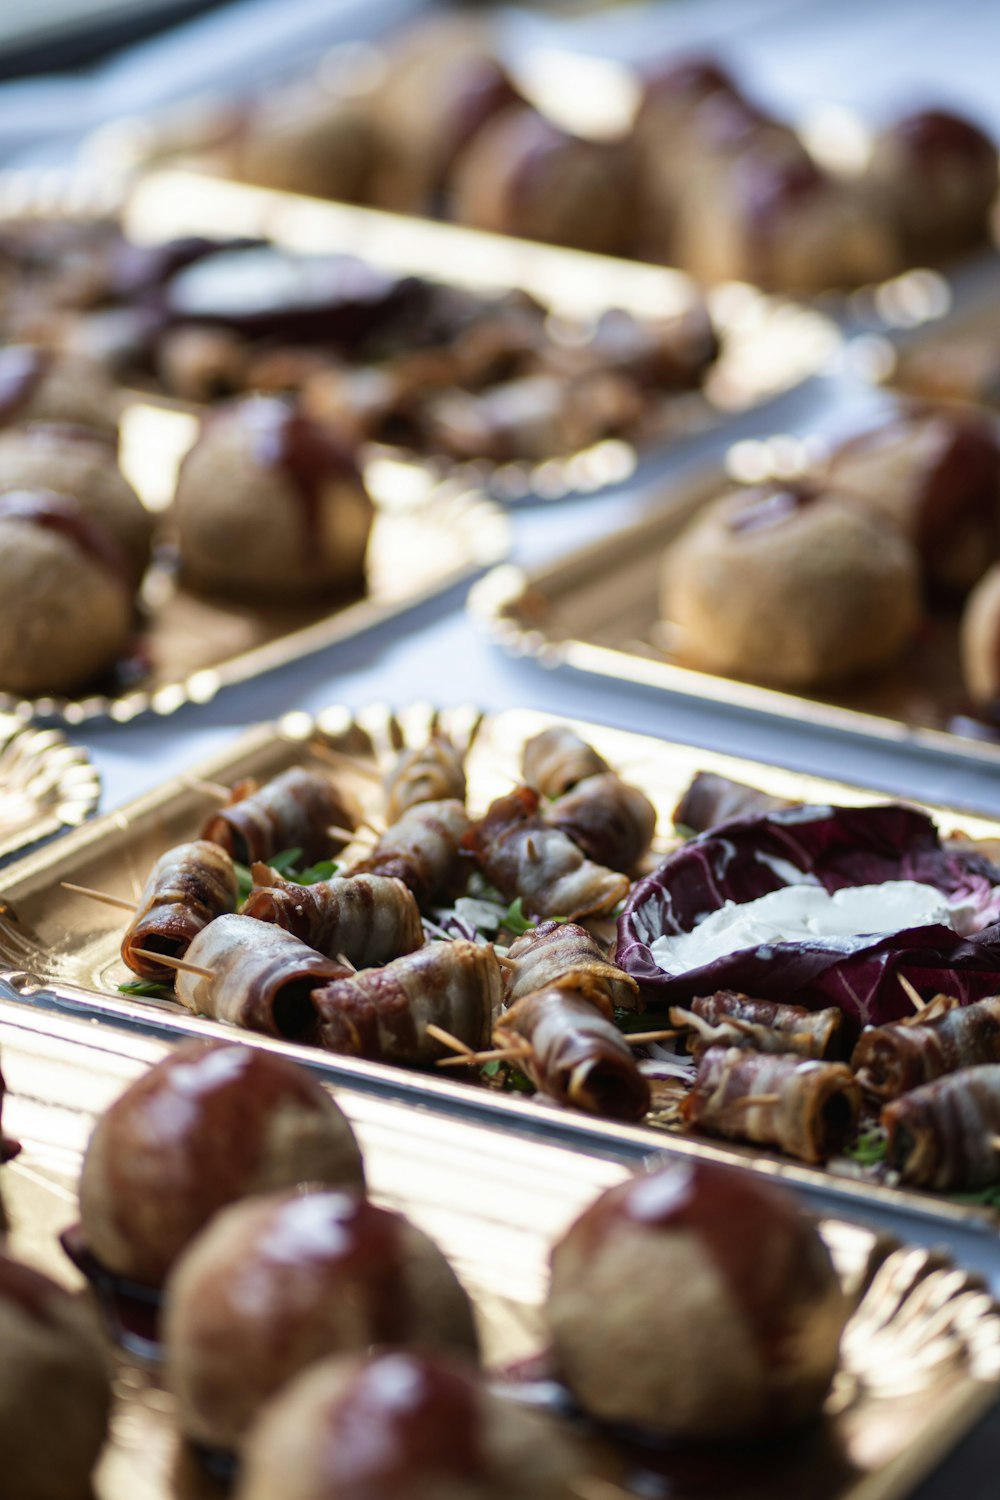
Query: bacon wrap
[[352, 799, 471, 908], [504, 920, 640, 1013], [464, 787, 628, 921], [311, 940, 499, 1064], [521, 727, 610, 799], [176, 913, 348, 1042], [671, 992, 843, 1061], [883, 1065, 1000, 1189], [244, 868, 423, 969], [121, 840, 239, 982], [852, 995, 1000, 1100], [201, 767, 361, 866], [544, 773, 656, 873], [495, 987, 650, 1122], [383, 736, 466, 824], [673, 772, 793, 834], [684, 1047, 861, 1164]]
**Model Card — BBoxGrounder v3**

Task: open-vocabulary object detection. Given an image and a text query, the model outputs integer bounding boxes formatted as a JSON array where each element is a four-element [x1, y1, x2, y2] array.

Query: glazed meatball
[[0, 345, 120, 442], [78, 1039, 364, 1285], [961, 563, 1000, 711], [662, 481, 922, 687], [174, 395, 373, 599], [547, 1159, 847, 1438], [450, 106, 635, 257], [231, 82, 379, 202], [0, 424, 152, 581], [827, 408, 1000, 593], [236, 1351, 586, 1500], [0, 491, 133, 697], [867, 108, 998, 259], [165, 1189, 479, 1450], [0, 1254, 111, 1500]]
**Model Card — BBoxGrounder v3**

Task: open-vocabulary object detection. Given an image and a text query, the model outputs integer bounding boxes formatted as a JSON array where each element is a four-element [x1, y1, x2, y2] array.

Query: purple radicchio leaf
[[616, 803, 1000, 1030]]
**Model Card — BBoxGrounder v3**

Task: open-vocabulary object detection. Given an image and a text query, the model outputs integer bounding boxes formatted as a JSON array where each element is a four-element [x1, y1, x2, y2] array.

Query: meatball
[[961, 562, 1000, 710], [236, 1351, 585, 1500], [231, 83, 379, 202], [661, 481, 922, 687], [827, 408, 1000, 593], [0, 1254, 111, 1500], [0, 424, 152, 581], [450, 106, 635, 257], [0, 490, 133, 698], [867, 108, 998, 259], [174, 395, 373, 599], [547, 1159, 847, 1438], [0, 345, 120, 443], [78, 1039, 364, 1286], [165, 1189, 479, 1450]]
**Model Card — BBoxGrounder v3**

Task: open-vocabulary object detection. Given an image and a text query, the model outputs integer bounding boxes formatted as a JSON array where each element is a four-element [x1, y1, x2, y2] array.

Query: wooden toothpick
[[131, 948, 213, 980], [898, 975, 926, 1012], [731, 1093, 781, 1108], [624, 1029, 680, 1046], [181, 774, 231, 802], [61, 881, 136, 913], [425, 1023, 475, 1056], [310, 741, 383, 783]]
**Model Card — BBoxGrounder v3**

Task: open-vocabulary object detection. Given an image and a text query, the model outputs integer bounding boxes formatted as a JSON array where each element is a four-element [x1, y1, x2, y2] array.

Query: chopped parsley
[[844, 1127, 888, 1167], [118, 978, 173, 999]]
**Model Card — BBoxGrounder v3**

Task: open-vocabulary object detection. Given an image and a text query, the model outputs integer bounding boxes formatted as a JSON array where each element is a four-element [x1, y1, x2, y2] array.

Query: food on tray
[[547, 1159, 847, 1436], [174, 395, 374, 598], [384, 734, 466, 823], [355, 799, 471, 907], [450, 106, 635, 256], [0, 423, 152, 581], [961, 561, 1000, 710], [0, 490, 134, 697], [227, 81, 380, 203], [670, 992, 844, 1060], [201, 765, 361, 866], [121, 839, 238, 983], [165, 1188, 479, 1449], [892, 333, 1000, 409], [504, 920, 639, 1011], [684, 1047, 861, 1163], [521, 725, 610, 799], [544, 772, 656, 874], [883, 1064, 1000, 1188], [661, 480, 922, 688], [852, 993, 1000, 1099], [236, 1350, 585, 1500], [826, 408, 1000, 593], [0, 1252, 111, 1500], [244, 868, 423, 967], [866, 108, 999, 260], [78, 1039, 363, 1284], [673, 770, 792, 832], [0, 345, 120, 441]]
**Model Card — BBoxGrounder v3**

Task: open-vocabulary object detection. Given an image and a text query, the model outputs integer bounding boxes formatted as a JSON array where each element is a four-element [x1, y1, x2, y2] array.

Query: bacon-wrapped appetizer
[[883, 1065, 1000, 1189], [853, 995, 1000, 1101], [244, 867, 423, 970], [544, 772, 656, 874], [495, 987, 649, 1121], [683, 1047, 861, 1164], [383, 734, 466, 824], [201, 767, 361, 867], [464, 787, 628, 922], [521, 727, 610, 800], [352, 799, 471, 908], [311, 939, 499, 1064], [671, 992, 843, 1061], [175, 914, 347, 1041], [673, 772, 792, 834], [121, 840, 239, 983], [504, 920, 640, 1013]]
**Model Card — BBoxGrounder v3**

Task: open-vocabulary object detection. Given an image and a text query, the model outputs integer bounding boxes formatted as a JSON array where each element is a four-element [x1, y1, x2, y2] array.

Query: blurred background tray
[[0, 716, 100, 858]]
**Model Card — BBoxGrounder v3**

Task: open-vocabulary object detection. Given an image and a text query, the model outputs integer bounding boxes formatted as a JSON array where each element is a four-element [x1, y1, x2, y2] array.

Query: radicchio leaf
[[616, 803, 1000, 1029]]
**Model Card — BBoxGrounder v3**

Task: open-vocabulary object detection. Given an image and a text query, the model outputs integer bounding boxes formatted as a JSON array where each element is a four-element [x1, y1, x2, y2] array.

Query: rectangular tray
[[4, 704, 1000, 1265], [2, 997, 998, 1500], [111, 166, 837, 503], [1, 399, 508, 725], [468, 461, 1000, 773]]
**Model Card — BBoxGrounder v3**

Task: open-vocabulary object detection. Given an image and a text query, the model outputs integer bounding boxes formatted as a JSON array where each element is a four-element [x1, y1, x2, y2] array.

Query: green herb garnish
[[294, 859, 340, 885], [118, 978, 173, 999], [481, 1058, 535, 1094], [269, 847, 304, 874], [845, 1127, 888, 1167], [500, 898, 535, 936], [951, 1186, 1000, 1209], [673, 822, 697, 840]]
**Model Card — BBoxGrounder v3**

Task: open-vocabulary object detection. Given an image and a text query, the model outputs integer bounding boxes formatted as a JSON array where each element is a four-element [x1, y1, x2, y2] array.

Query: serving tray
[[0, 400, 508, 725], [112, 167, 837, 504], [2, 997, 998, 1500], [0, 716, 100, 860], [468, 452, 1000, 774], [3, 703, 1000, 1259]]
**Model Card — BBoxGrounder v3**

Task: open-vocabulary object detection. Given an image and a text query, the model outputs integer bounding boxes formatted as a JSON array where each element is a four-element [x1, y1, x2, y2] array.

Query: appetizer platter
[[0, 716, 100, 859], [470, 414, 1000, 772], [5, 704, 1000, 1249], [0, 998, 998, 1500]]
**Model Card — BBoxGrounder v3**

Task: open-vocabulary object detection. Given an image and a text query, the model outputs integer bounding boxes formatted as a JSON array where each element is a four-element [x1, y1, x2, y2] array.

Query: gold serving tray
[[468, 456, 1000, 772], [2, 703, 1000, 1256], [112, 167, 838, 503], [0, 716, 100, 860], [0, 401, 509, 726], [2, 998, 999, 1500]]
